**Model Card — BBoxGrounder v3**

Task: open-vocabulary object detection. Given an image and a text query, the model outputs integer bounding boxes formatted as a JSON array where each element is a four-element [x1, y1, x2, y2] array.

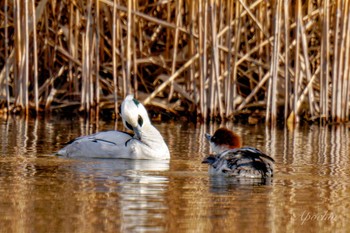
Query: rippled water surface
[[0, 116, 350, 232]]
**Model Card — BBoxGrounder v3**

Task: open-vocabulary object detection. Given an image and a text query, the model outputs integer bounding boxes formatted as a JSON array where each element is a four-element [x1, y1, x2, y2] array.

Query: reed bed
[[0, 0, 350, 123]]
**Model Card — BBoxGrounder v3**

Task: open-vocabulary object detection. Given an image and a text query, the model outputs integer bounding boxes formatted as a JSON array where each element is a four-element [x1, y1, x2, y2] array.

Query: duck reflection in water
[[208, 175, 273, 193], [203, 128, 274, 180], [67, 158, 169, 231]]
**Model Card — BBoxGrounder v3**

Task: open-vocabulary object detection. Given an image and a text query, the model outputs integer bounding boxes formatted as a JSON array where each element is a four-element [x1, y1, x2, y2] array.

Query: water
[[0, 116, 349, 233]]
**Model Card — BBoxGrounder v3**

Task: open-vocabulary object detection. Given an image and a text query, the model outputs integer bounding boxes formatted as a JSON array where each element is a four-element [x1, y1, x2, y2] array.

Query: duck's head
[[121, 95, 151, 139], [205, 128, 242, 153]]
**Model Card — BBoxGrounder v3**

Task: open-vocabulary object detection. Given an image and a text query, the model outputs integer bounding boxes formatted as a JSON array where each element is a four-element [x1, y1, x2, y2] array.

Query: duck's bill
[[205, 133, 212, 141], [133, 126, 142, 140], [202, 155, 216, 164]]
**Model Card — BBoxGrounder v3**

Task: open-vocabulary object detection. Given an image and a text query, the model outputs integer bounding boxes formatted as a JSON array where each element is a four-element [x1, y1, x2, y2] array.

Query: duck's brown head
[[205, 128, 242, 153]]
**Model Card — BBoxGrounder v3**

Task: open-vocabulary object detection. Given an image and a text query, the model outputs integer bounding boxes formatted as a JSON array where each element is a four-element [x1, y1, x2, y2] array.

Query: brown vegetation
[[0, 0, 349, 123]]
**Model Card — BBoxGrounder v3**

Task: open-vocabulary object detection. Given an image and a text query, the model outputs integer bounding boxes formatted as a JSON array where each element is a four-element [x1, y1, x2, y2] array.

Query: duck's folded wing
[[225, 147, 274, 177], [57, 131, 133, 158]]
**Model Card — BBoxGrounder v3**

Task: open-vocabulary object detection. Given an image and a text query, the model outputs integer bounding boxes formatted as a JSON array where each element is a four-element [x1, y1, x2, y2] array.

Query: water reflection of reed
[[267, 124, 350, 231], [1, 118, 350, 231], [0, 117, 171, 232]]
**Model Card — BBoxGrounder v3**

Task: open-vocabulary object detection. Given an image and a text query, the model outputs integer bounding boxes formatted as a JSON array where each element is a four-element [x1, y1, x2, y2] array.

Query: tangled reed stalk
[[0, 0, 350, 123]]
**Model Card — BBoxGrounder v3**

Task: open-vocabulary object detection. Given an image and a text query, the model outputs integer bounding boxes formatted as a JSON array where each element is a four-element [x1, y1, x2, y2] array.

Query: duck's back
[[205, 147, 274, 178]]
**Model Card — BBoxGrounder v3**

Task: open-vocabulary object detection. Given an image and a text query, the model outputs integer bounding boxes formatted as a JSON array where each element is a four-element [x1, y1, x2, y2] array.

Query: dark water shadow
[[208, 175, 273, 193]]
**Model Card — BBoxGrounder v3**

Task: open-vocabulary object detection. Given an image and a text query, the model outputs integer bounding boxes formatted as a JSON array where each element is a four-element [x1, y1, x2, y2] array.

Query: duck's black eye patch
[[125, 121, 133, 130], [138, 115, 143, 126], [132, 98, 140, 106]]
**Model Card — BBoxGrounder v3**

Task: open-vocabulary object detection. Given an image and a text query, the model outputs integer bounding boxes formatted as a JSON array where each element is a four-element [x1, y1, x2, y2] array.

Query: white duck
[[57, 95, 170, 160]]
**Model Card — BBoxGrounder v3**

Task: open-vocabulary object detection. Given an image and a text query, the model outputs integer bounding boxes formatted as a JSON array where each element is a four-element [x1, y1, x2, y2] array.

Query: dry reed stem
[[24, 0, 30, 114], [331, 0, 341, 122], [31, 0, 39, 113], [95, 0, 101, 118], [112, 0, 118, 115], [169, 0, 182, 101], [266, 0, 281, 125], [224, 0, 233, 117], [338, 0, 349, 120], [320, 0, 329, 122], [4, 0, 10, 111], [210, 0, 223, 118], [231, 1, 241, 114], [283, 0, 290, 120], [126, 0, 132, 97], [344, 4, 350, 120], [289, 0, 302, 123], [299, 9, 316, 118]]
